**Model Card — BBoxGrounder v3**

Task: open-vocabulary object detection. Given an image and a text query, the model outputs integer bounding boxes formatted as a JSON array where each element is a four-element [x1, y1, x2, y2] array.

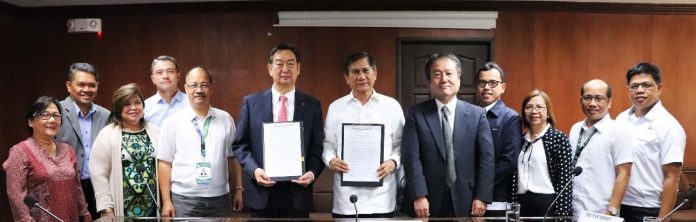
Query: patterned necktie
[[442, 106, 457, 188], [278, 95, 288, 122]]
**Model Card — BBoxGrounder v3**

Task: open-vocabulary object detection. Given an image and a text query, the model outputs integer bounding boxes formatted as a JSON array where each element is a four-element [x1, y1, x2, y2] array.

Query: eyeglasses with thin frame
[[524, 105, 547, 112], [477, 80, 502, 88], [35, 112, 62, 120], [628, 82, 655, 91], [581, 95, 607, 103], [185, 83, 211, 90]]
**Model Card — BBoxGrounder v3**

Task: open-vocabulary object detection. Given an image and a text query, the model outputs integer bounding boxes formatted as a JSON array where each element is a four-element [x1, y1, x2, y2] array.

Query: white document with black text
[[342, 124, 383, 183], [263, 122, 303, 180]]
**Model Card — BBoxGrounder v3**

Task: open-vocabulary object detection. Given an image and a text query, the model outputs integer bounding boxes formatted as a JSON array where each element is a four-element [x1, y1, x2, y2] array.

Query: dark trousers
[[620, 204, 660, 222], [251, 182, 309, 218], [484, 209, 507, 217], [429, 187, 455, 217], [332, 212, 394, 218], [401, 187, 455, 217], [519, 192, 554, 219], [81, 179, 97, 219]]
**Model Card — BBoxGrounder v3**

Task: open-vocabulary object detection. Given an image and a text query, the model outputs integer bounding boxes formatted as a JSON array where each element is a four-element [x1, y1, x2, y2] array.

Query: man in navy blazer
[[402, 53, 494, 217], [475, 62, 522, 216], [232, 44, 324, 218]]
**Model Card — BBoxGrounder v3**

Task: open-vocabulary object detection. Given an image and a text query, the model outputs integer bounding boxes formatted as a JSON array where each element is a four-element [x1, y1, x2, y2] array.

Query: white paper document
[[263, 122, 303, 180], [578, 211, 624, 222], [342, 123, 384, 185]]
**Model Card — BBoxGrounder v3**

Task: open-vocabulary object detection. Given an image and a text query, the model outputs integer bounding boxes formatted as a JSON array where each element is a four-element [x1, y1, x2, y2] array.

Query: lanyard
[[522, 136, 542, 163], [574, 127, 598, 162], [192, 116, 212, 158]]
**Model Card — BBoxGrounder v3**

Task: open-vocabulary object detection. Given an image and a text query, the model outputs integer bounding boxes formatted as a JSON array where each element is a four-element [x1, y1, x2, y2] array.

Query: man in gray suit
[[55, 62, 110, 219], [402, 53, 494, 217]]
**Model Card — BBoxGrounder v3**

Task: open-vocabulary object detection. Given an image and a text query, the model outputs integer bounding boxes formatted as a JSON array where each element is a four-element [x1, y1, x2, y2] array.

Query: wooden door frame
[[395, 37, 495, 106]]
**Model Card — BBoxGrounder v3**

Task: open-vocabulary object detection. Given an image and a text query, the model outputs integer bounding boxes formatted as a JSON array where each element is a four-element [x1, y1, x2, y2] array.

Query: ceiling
[[2, 0, 695, 8]]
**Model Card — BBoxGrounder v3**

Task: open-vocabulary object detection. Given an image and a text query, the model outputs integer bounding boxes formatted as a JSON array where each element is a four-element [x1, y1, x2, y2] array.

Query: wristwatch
[[607, 207, 619, 216]]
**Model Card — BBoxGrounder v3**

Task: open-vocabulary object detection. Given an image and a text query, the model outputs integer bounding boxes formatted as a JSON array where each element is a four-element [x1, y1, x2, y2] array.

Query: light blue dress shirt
[[144, 90, 189, 127], [74, 102, 97, 180]]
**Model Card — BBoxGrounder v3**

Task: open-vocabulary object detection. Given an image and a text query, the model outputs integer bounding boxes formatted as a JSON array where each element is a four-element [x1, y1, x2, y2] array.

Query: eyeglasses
[[628, 82, 655, 91], [477, 80, 501, 88], [581, 95, 607, 103], [35, 112, 62, 120], [186, 83, 211, 90], [524, 105, 547, 112]]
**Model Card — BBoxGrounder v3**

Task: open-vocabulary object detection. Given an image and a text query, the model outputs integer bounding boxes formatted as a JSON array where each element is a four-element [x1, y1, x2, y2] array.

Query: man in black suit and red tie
[[232, 43, 325, 218], [402, 53, 495, 218]]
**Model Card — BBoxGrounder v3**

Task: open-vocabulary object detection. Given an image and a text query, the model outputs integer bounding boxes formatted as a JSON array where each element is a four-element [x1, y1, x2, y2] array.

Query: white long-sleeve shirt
[[322, 91, 405, 215]]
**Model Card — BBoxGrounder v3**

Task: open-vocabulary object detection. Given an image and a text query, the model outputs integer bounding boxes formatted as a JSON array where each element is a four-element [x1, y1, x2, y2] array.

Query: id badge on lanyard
[[193, 117, 212, 185], [196, 162, 212, 184]]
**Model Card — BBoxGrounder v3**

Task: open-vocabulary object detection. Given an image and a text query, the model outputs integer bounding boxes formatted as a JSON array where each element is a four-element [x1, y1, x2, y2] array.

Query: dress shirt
[[517, 123, 555, 194], [74, 101, 97, 180], [435, 98, 457, 131], [617, 101, 686, 208], [271, 86, 295, 122], [157, 106, 236, 197], [569, 114, 633, 215], [144, 90, 189, 127], [484, 99, 497, 112], [322, 91, 405, 214]]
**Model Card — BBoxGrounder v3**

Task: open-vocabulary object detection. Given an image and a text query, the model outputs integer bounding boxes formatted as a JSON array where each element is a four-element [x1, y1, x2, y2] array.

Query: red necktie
[[278, 95, 288, 122]]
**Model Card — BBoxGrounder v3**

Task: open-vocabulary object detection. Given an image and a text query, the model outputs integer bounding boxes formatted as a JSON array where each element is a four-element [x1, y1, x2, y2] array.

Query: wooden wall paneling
[[497, 11, 655, 131], [529, 12, 580, 132], [651, 15, 696, 167], [494, 11, 536, 119], [0, 11, 17, 222], [572, 13, 655, 120]]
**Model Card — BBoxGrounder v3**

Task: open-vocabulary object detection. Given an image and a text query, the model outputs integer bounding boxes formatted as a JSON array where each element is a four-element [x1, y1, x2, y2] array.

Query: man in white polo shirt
[[616, 63, 685, 222], [570, 79, 632, 217], [157, 67, 243, 217]]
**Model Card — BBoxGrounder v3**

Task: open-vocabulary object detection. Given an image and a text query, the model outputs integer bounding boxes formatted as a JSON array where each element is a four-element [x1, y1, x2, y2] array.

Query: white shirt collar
[[628, 100, 664, 122], [435, 98, 457, 114], [484, 99, 499, 112], [346, 90, 381, 105], [154, 90, 186, 104], [271, 85, 296, 104], [583, 114, 611, 133], [183, 105, 215, 121], [525, 123, 551, 142]]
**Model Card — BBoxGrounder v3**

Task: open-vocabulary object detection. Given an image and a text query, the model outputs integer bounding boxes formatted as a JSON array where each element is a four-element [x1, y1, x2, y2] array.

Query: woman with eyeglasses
[[511, 89, 573, 220], [3, 96, 92, 222], [89, 83, 160, 218]]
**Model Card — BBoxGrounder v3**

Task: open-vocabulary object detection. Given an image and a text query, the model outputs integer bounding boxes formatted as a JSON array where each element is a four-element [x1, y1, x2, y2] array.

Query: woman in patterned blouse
[[89, 83, 160, 218], [3, 96, 92, 222], [511, 89, 574, 220]]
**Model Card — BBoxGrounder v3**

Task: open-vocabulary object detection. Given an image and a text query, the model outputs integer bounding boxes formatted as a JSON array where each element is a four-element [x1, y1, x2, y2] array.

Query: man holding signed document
[[233, 43, 325, 218], [322, 52, 405, 218]]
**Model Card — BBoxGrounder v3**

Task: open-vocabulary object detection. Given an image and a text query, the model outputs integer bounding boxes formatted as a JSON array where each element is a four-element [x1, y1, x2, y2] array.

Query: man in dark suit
[[475, 62, 522, 216], [55, 62, 110, 219], [402, 53, 494, 218], [232, 43, 324, 218]]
